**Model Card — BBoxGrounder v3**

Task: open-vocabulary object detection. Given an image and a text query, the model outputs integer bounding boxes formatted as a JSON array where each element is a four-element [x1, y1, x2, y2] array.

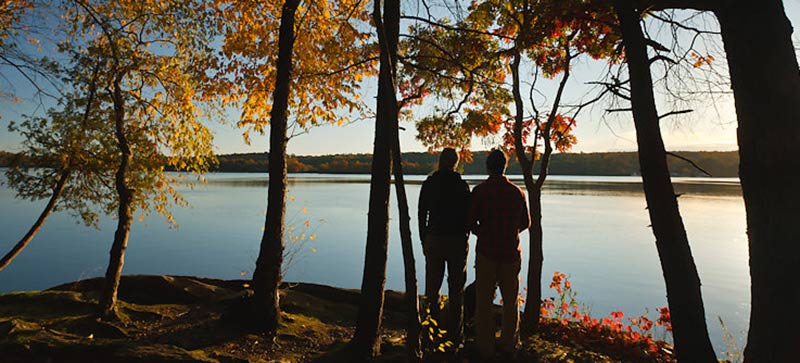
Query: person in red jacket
[[418, 147, 471, 346], [467, 149, 530, 360]]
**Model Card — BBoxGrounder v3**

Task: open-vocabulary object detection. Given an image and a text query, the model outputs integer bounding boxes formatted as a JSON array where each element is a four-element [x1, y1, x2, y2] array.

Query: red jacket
[[467, 175, 530, 262]]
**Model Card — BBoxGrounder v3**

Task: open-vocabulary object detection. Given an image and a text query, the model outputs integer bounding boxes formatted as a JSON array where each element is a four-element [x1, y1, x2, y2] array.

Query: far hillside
[[214, 151, 739, 177], [0, 150, 738, 177]]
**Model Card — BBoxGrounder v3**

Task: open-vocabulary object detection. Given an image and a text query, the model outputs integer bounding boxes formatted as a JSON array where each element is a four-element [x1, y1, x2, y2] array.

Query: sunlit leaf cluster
[[210, 0, 375, 143], [402, 15, 512, 157], [53, 0, 219, 225], [5, 92, 116, 227]]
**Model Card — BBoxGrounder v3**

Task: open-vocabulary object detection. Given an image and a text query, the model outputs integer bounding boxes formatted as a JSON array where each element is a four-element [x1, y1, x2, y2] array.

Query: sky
[[2, 2, 800, 156]]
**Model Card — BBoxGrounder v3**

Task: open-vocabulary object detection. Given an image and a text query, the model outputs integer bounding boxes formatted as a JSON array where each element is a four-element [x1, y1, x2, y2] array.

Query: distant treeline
[[0, 149, 738, 177], [214, 150, 739, 177]]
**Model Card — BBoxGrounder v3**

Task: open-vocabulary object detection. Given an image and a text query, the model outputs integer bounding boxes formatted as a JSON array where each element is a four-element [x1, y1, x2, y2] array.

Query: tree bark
[[391, 127, 422, 362], [251, 0, 299, 334], [615, 2, 716, 361], [99, 73, 133, 320], [511, 51, 542, 334], [714, 1, 800, 361], [0, 170, 69, 272], [517, 43, 571, 334], [350, 0, 399, 359]]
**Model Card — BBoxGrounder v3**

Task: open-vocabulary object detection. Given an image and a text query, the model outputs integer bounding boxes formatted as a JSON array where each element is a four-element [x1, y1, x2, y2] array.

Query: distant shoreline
[[0, 150, 739, 177]]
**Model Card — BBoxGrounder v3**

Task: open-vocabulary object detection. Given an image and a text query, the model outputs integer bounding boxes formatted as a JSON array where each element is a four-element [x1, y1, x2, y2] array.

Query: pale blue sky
[[2, 2, 799, 156]]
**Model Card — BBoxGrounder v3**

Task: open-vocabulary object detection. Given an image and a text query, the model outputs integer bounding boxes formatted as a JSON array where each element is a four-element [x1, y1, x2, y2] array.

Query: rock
[[49, 275, 236, 305]]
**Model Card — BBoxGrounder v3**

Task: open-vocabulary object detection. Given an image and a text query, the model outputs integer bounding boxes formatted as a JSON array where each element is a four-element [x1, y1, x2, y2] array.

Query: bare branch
[[659, 109, 693, 119], [666, 151, 712, 177], [650, 55, 677, 65]]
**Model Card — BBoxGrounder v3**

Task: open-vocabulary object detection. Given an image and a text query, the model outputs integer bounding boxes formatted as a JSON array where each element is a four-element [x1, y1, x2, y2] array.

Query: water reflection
[[0, 171, 749, 353], [206, 173, 742, 197]]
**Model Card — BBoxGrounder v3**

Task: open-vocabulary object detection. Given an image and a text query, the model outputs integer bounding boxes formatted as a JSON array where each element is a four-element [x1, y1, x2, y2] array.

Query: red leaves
[[657, 307, 673, 332], [535, 271, 674, 360], [549, 271, 567, 294]]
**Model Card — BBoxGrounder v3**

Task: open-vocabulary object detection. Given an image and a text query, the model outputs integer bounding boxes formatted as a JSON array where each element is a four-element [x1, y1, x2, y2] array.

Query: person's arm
[[418, 179, 430, 245], [467, 186, 480, 236], [460, 178, 471, 237], [519, 190, 531, 232]]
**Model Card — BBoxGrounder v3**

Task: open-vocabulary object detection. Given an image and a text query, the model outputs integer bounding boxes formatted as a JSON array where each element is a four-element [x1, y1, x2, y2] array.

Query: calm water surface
[[0, 171, 749, 352]]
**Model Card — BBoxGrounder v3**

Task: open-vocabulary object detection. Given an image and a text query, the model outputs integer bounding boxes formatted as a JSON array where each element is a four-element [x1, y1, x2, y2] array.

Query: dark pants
[[424, 233, 468, 344]]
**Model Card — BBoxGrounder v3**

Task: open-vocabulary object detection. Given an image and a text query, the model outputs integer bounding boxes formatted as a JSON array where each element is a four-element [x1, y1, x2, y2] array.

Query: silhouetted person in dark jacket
[[418, 147, 471, 346]]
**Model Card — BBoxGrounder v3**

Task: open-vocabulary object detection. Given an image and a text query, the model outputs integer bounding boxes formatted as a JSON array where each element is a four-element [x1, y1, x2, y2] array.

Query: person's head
[[438, 147, 459, 171], [486, 149, 507, 176]]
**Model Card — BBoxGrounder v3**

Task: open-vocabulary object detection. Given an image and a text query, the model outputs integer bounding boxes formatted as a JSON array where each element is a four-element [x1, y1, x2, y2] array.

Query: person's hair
[[438, 147, 459, 171], [486, 149, 507, 175]]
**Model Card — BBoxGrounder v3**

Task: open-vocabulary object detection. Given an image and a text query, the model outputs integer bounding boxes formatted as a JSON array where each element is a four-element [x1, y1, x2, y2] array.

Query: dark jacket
[[418, 170, 471, 240]]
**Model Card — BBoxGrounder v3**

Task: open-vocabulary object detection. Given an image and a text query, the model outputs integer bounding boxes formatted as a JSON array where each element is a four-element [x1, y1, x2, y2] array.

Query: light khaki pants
[[475, 252, 520, 358]]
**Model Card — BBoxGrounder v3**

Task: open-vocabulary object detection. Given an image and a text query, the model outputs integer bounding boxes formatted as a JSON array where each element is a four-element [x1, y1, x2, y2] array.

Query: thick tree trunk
[[251, 0, 299, 334], [714, 2, 800, 361], [350, 0, 399, 359], [391, 133, 422, 362], [0, 170, 69, 272], [99, 75, 133, 320], [615, 2, 716, 361]]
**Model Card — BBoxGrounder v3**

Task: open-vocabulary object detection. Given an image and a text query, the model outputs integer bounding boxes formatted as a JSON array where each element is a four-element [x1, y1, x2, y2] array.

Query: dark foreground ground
[[0, 275, 675, 362]]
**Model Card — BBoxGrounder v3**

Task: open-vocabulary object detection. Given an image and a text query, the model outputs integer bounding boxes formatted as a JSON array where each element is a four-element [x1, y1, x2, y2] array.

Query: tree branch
[[666, 151, 712, 176], [659, 109, 693, 119]]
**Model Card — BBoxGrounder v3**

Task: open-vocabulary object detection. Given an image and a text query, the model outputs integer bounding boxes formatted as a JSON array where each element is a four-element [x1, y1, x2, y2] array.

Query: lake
[[0, 171, 749, 354]]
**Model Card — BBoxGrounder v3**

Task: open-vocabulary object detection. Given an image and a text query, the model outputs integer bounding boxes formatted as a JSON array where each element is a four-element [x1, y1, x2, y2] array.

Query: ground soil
[[0, 275, 674, 362]]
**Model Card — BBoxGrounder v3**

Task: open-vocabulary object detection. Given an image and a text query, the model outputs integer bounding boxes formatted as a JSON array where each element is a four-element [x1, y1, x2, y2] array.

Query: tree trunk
[[350, 0, 399, 359], [251, 0, 299, 334], [714, 1, 800, 361], [391, 129, 422, 362], [511, 51, 542, 334], [99, 74, 133, 320], [615, 2, 716, 361], [0, 170, 69, 272], [516, 43, 569, 334]]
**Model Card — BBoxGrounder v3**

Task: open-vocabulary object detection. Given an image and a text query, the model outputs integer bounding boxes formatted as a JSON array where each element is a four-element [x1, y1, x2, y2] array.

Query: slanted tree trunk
[[350, 0, 399, 359], [391, 114, 421, 362], [1, 61, 99, 274], [99, 73, 133, 320], [251, 0, 299, 334], [0, 170, 69, 272], [615, 1, 716, 361], [713, 1, 800, 361]]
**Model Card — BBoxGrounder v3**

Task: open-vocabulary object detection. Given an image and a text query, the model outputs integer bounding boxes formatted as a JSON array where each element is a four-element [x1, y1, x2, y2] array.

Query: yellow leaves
[[301, 207, 307, 214], [212, 0, 374, 137]]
